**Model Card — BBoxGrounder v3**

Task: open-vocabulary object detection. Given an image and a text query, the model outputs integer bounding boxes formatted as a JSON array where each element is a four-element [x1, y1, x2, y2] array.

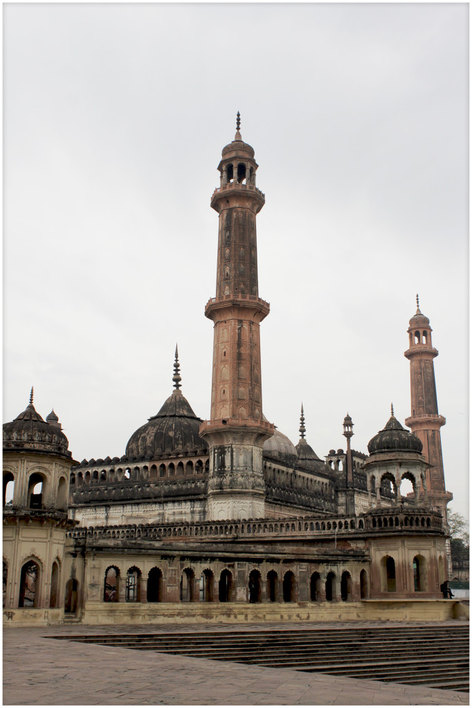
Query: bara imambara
[[3, 117, 463, 626]]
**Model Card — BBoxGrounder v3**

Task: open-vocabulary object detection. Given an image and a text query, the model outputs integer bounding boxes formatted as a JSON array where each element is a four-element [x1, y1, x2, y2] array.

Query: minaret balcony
[[211, 184, 265, 213], [204, 294, 270, 322], [404, 345, 438, 359]]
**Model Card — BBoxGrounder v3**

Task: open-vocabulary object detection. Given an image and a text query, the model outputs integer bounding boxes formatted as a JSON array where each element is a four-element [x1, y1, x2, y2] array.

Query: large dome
[[368, 414, 422, 455], [3, 394, 71, 459], [263, 429, 297, 466], [125, 389, 207, 460]]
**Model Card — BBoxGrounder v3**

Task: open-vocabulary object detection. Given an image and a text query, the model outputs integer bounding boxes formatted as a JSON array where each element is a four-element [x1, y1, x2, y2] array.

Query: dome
[[263, 429, 297, 466], [3, 395, 71, 459], [409, 297, 430, 328], [368, 414, 423, 455], [222, 138, 255, 160], [125, 389, 208, 460], [296, 437, 322, 463]]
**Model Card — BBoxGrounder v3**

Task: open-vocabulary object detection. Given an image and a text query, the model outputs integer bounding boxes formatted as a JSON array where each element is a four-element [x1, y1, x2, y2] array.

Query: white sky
[[4, 3, 468, 519]]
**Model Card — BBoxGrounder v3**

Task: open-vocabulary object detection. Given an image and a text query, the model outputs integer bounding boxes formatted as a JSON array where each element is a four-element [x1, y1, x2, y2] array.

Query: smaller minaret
[[343, 413, 355, 515], [404, 296, 452, 519]]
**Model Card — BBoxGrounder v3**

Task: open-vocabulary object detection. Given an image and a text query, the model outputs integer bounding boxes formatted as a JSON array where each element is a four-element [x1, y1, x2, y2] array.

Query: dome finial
[[172, 344, 182, 390], [29, 386, 34, 406], [235, 111, 242, 140], [299, 403, 306, 439], [391, 402, 394, 417], [416, 293, 421, 314]]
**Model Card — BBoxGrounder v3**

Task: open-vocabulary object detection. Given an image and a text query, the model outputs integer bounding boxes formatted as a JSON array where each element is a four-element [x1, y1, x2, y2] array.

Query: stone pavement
[[3, 621, 469, 705]]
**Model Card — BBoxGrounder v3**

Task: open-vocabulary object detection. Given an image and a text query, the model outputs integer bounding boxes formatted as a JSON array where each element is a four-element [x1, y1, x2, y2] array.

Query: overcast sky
[[4, 3, 468, 519]]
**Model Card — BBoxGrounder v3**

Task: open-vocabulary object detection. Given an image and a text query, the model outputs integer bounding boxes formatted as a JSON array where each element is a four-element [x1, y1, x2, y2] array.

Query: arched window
[[360, 569, 368, 599], [3, 472, 14, 507], [200, 570, 214, 602], [50, 561, 60, 608], [180, 568, 195, 602], [126, 567, 141, 602], [218, 570, 232, 602], [267, 570, 278, 602], [64, 578, 79, 614], [237, 163, 246, 183], [19, 560, 39, 607], [248, 570, 261, 603], [341, 571, 352, 601], [186, 461, 194, 475], [104, 566, 119, 602], [414, 330, 421, 344], [176, 462, 184, 476], [159, 464, 166, 477], [310, 572, 321, 601], [325, 572, 335, 602], [400, 474, 415, 498], [147, 567, 163, 602], [283, 571, 296, 602], [195, 460, 203, 474], [168, 463, 175, 476], [28, 473, 45, 509]]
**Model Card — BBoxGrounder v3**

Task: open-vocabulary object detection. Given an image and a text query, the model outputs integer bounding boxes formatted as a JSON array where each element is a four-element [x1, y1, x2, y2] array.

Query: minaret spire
[[29, 386, 34, 406], [416, 293, 421, 313], [299, 404, 306, 439], [235, 111, 241, 140], [172, 344, 182, 390], [390, 402, 394, 417]]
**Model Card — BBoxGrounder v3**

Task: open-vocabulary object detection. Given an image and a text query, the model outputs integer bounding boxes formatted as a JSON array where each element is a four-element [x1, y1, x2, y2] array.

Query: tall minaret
[[200, 114, 274, 521], [404, 296, 452, 519]]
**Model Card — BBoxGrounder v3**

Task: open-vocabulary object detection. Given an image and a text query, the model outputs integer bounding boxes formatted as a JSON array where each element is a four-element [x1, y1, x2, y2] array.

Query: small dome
[[125, 389, 208, 460], [296, 437, 321, 462], [368, 415, 423, 455], [409, 310, 430, 328], [222, 138, 255, 159], [263, 429, 297, 466], [3, 399, 71, 458]]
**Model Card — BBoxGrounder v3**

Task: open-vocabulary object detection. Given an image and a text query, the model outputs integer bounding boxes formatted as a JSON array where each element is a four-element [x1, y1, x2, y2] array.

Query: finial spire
[[29, 386, 34, 406], [299, 403, 306, 439], [235, 111, 241, 140], [172, 344, 182, 390], [416, 293, 421, 313], [391, 402, 394, 417]]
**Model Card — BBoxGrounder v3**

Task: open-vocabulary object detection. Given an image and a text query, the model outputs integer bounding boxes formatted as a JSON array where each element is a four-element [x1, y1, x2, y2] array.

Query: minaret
[[342, 413, 355, 515], [404, 296, 452, 518], [200, 114, 274, 520]]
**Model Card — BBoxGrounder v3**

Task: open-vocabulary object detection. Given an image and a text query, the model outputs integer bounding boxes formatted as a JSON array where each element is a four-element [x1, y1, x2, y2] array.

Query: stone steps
[[52, 624, 469, 692]]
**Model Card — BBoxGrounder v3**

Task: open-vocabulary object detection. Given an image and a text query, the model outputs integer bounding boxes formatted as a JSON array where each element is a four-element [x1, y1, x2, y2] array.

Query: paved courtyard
[[3, 621, 469, 705]]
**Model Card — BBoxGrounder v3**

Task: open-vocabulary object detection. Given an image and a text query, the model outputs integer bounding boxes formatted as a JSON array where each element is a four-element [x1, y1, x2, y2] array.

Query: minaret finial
[[416, 293, 421, 313], [29, 386, 34, 406], [299, 403, 306, 439], [391, 402, 394, 417], [235, 111, 241, 140], [172, 344, 181, 390]]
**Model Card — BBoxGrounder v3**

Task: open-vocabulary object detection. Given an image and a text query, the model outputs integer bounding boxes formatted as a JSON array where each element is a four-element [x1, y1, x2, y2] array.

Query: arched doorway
[[248, 570, 261, 603], [3, 473, 14, 507], [180, 568, 195, 602], [340, 571, 352, 601], [267, 570, 278, 602], [310, 572, 321, 601], [219, 570, 232, 602], [147, 567, 163, 602], [325, 571, 336, 602], [382, 555, 396, 592], [49, 561, 60, 608], [125, 567, 141, 602], [200, 570, 214, 602], [360, 569, 368, 599], [413, 555, 426, 591], [19, 560, 40, 607], [28, 474, 45, 509], [65, 578, 79, 613], [103, 566, 119, 602], [283, 571, 296, 602]]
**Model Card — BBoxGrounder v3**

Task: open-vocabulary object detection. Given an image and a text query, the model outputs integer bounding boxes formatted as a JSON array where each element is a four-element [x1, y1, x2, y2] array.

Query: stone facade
[[3, 120, 455, 626]]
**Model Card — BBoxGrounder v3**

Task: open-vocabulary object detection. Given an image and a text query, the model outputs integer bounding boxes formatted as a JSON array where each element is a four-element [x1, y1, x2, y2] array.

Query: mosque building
[[3, 118, 456, 625]]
